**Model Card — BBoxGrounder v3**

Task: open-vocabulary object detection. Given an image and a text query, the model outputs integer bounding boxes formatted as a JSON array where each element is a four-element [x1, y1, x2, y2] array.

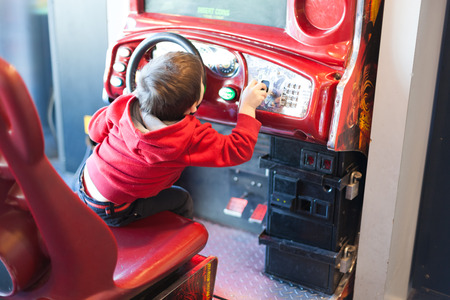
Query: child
[[77, 51, 267, 227]]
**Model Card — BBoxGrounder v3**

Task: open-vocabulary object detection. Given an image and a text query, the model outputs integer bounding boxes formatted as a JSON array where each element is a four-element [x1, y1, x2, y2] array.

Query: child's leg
[[77, 166, 193, 226], [133, 186, 194, 220]]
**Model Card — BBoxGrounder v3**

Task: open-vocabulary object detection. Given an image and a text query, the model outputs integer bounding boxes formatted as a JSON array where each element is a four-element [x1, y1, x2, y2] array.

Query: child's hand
[[239, 79, 267, 118]]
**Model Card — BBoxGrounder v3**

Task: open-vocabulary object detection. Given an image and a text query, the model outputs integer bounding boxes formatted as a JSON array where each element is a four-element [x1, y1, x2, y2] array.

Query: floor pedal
[[249, 204, 267, 224], [223, 197, 248, 218]]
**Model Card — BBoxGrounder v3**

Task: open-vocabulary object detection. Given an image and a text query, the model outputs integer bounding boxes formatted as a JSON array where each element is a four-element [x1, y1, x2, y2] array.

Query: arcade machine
[[102, 0, 384, 296]]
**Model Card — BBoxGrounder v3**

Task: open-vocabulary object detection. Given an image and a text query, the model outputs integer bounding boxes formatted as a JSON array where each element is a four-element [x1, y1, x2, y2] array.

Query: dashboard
[[104, 35, 340, 144]]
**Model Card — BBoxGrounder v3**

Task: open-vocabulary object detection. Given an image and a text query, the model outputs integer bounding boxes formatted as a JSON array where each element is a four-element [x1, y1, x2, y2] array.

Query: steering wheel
[[126, 32, 204, 93]]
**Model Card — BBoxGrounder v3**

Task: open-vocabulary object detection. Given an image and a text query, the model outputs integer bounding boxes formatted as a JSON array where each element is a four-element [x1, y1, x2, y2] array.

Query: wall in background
[[48, 0, 108, 172]]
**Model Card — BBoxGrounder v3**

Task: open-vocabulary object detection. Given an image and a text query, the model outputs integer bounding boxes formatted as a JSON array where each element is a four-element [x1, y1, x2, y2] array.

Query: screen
[[144, 0, 287, 29]]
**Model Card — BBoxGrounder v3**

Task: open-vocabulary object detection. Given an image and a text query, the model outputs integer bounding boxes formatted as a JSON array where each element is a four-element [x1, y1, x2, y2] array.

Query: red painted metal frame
[[103, 0, 381, 148]]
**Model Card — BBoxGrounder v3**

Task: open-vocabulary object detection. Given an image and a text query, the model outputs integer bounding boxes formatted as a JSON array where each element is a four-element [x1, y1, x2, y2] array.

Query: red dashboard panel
[[103, 0, 383, 153]]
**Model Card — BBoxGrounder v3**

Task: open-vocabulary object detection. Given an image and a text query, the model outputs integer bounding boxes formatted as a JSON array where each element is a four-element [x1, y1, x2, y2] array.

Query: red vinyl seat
[[0, 58, 209, 299]]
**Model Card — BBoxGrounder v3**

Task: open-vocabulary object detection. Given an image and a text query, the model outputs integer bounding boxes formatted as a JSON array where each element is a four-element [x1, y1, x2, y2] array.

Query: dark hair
[[135, 51, 205, 121]]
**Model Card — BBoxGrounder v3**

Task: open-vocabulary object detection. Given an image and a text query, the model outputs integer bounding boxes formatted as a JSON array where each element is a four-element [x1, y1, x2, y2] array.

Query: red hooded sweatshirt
[[85, 94, 261, 204]]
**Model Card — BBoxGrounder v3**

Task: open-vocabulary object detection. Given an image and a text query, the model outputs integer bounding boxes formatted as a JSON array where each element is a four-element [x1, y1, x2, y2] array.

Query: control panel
[[104, 34, 339, 145], [244, 54, 312, 119]]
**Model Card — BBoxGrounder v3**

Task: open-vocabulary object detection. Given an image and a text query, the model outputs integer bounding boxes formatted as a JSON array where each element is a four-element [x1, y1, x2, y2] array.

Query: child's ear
[[185, 102, 198, 115]]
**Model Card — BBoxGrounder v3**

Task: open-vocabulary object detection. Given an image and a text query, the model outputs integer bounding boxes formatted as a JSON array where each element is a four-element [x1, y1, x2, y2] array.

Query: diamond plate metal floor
[[198, 219, 346, 300]]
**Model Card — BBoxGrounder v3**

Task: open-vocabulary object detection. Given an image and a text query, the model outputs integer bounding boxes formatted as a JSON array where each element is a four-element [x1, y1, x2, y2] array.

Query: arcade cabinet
[[102, 0, 384, 295]]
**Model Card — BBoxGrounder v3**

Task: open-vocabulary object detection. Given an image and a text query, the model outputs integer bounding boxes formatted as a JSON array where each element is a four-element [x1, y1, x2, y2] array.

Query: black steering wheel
[[126, 32, 203, 93]]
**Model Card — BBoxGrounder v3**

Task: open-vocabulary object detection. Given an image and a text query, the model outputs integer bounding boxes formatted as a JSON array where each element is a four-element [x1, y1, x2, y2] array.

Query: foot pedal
[[223, 197, 248, 218], [249, 204, 267, 224]]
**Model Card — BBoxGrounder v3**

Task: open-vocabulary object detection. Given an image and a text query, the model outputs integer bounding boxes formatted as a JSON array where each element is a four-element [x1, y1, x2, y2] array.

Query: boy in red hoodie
[[77, 51, 267, 226]]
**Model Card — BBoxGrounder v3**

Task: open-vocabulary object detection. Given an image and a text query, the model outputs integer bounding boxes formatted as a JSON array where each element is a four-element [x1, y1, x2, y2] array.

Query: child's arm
[[187, 80, 267, 167], [238, 79, 267, 118], [188, 115, 261, 167]]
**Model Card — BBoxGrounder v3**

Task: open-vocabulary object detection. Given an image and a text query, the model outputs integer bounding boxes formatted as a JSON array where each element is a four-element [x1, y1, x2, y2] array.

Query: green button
[[219, 87, 236, 101]]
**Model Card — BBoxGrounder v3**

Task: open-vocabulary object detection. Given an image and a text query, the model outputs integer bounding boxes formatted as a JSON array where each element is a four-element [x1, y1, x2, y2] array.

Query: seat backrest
[[0, 58, 118, 298], [0, 58, 209, 299]]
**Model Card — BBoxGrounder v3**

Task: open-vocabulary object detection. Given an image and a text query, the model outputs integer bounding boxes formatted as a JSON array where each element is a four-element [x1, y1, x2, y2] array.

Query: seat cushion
[[111, 211, 208, 289]]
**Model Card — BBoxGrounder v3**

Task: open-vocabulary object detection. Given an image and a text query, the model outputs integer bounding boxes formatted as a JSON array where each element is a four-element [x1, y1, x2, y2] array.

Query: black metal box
[[259, 136, 366, 252], [260, 155, 364, 251], [259, 231, 344, 295]]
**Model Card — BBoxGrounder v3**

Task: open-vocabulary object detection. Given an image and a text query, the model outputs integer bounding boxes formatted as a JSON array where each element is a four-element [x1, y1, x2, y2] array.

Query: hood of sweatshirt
[[111, 95, 198, 164]]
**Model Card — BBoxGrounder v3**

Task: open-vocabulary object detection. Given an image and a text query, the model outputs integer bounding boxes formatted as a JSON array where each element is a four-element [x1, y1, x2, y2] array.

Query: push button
[[219, 87, 236, 101]]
